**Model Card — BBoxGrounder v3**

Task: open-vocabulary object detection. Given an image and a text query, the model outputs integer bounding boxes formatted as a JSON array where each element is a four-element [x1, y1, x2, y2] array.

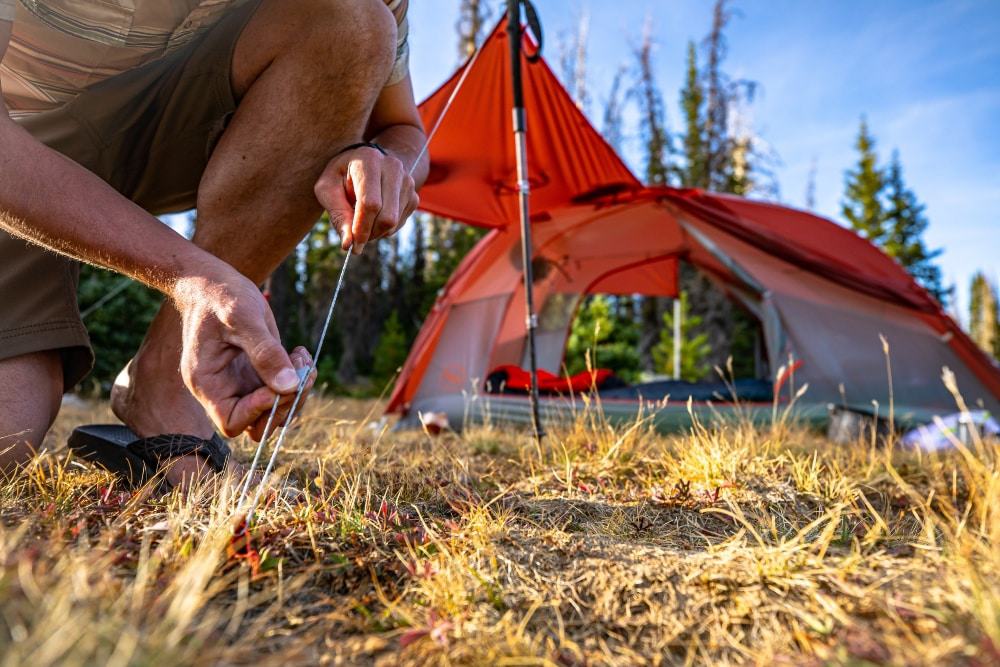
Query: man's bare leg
[[0, 351, 62, 472], [111, 0, 397, 469]]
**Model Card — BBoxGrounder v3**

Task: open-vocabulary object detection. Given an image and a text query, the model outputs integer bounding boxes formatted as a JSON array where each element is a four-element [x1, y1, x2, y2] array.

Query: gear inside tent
[[387, 19, 1000, 432]]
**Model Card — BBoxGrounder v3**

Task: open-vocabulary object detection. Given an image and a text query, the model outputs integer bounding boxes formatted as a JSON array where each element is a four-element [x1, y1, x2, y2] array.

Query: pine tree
[[558, 11, 590, 111], [601, 65, 628, 152], [335, 239, 385, 385], [630, 17, 674, 371], [677, 2, 760, 376], [565, 296, 641, 382], [969, 272, 999, 359], [633, 17, 673, 186], [679, 41, 707, 189], [804, 157, 817, 210], [372, 310, 410, 389], [842, 123, 948, 305], [651, 292, 712, 381], [702, 0, 735, 192], [456, 0, 489, 59], [697, 0, 772, 196], [882, 150, 948, 304], [841, 118, 886, 242]]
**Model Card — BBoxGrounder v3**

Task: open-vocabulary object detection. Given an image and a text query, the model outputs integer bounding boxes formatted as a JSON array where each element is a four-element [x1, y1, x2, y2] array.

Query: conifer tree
[[841, 123, 948, 305], [633, 17, 673, 186], [841, 118, 886, 242], [456, 0, 489, 59], [565, 296, 641, 382], [677, 2, 760, 376], [372, 310, 409, 389], [970, 272, 999, 359], [559, 11, 590, 111], [651, 292, 711, 381], [882, 150, 948, 303], [601, 65, 628, 152], [804, 157, 817, 210], [630, 17, 674, 370], [679, 41, 707, 189]]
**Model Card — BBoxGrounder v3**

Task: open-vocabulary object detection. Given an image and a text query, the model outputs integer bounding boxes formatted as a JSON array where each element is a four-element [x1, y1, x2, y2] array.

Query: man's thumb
[[245, 329, 298, 394]]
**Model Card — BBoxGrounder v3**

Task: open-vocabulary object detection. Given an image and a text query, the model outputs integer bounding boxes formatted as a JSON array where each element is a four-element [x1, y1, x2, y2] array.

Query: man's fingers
[[373, 168, 402, 240], [230, 386, 282, 439], [314, 166, 355, 247], [244, 349, 316, 439], [240, 344, 311, 438], [236, 319, 297, 396], [349, 160, 382, 254], [404, 183, 420, 222], [271, 348, 316, 426]]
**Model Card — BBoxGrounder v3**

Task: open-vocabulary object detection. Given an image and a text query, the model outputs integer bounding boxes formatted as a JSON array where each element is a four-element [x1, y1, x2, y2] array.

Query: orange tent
[[387, 20, 1000, 429]]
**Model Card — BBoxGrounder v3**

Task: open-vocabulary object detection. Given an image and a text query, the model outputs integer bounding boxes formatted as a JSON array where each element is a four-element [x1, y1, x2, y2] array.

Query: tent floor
[[396, 393, 951, 434], [397, 393, 835, 434]]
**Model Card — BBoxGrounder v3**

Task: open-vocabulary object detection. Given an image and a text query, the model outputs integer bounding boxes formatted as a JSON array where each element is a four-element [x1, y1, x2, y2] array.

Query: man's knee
[[297, 0, 398, 85], [236, 0, 398, 96]]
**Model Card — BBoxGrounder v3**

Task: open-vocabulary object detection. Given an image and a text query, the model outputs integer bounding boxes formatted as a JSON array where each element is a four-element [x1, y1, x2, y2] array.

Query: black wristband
[[335, 141, 387, 158]]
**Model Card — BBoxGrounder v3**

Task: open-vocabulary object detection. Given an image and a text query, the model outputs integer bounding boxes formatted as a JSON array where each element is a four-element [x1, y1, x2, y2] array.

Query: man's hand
[[172, 270, 316, 440], [313, 145, 419, 254]]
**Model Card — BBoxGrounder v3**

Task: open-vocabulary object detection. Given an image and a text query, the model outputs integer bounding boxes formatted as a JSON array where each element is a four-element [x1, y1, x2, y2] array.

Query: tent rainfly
[[386, 19, 1000, 431]]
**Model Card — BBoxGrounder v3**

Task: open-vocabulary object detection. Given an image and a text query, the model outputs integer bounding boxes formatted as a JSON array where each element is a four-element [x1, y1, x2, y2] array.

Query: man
[[0, 0, 427, 486]]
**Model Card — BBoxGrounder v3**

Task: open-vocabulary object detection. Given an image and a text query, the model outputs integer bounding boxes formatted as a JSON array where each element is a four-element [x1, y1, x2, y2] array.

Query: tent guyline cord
[[234, 41, 487, 526]]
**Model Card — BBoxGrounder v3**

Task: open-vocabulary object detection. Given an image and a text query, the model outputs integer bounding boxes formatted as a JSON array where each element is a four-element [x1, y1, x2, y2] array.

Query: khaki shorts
[[0, 1, 259, 390]]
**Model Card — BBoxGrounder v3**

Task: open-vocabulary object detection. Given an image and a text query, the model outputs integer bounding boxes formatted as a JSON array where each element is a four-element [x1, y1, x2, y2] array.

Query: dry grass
[[2, 395, 999, 666]]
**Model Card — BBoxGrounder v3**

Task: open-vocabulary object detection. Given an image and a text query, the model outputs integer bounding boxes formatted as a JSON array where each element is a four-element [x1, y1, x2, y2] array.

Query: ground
[[1, 394, 998, 666]]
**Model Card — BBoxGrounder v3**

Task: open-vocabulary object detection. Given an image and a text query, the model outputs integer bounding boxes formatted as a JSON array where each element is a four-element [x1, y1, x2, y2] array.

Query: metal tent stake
[[507, 0, 544, 444]]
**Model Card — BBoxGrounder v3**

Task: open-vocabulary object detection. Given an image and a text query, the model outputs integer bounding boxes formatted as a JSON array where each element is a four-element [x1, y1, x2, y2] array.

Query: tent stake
[[507, 0, 544, 444]]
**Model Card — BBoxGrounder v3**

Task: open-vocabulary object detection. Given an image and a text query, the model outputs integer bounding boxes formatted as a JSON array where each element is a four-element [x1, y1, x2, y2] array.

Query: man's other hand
[[313, 144, 419, 254], [172, 270, 316, 439]]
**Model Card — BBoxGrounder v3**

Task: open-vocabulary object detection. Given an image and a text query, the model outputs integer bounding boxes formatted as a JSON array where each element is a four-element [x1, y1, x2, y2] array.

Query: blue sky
[[406, 0, 1000, 323]]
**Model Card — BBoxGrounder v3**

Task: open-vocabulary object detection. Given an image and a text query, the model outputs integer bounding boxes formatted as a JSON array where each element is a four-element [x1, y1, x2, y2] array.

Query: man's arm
[[314, 73, 428, 254], [0, 21, 300, 435], [367, 74, 430, 185], [0, 24, 230, 294]]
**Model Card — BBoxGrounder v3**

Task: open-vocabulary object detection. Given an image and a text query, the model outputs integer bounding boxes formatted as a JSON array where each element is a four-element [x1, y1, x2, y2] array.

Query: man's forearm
[[0, 117, 230, 294]]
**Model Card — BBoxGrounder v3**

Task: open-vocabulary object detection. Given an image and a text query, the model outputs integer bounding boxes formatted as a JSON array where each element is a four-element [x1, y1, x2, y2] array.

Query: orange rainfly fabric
[[416, 18, 639, 228]]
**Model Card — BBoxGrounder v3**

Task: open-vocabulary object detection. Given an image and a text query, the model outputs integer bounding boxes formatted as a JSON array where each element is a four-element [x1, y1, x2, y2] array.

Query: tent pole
[[507, 0, 544, 443], [673, 297, 682, 380]]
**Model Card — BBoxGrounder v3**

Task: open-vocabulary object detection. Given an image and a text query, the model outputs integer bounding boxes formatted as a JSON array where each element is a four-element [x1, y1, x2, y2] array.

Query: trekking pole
[[507, 0, 545, 444]]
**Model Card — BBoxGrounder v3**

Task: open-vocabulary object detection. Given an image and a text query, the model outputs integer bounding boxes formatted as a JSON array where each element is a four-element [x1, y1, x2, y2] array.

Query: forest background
[[78, 0, 1000, 395]]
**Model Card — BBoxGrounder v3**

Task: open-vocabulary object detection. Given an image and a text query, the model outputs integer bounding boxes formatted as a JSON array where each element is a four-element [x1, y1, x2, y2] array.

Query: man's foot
[[111, 342, 223, 489]]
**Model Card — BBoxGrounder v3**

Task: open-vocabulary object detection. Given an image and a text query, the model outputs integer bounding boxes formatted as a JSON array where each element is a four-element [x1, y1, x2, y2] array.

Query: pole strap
[[520, 0, 544, 62]]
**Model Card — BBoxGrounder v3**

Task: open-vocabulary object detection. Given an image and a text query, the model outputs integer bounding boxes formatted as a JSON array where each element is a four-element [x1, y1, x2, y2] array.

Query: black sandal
[[68, 424, 231, 489]]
